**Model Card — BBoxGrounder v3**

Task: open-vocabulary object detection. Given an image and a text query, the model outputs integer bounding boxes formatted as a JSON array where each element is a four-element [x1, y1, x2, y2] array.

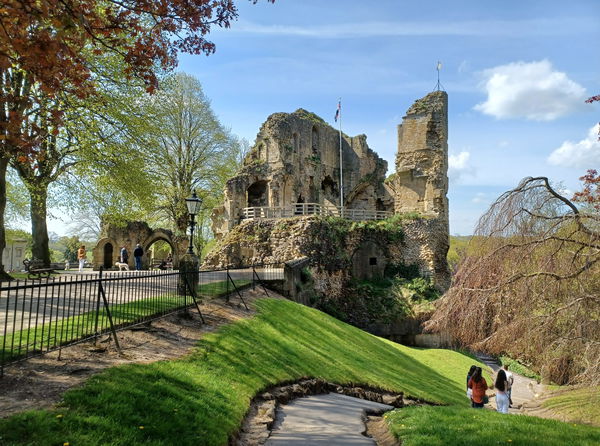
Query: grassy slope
[[0, 299, 598, 446], [387, 406, 598, 446], [542, 386, 600, 426]]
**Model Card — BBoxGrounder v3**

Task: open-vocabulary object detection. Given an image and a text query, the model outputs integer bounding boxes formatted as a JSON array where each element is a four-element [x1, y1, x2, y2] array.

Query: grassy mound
[[542, 386, 600, 426], [0, 299, 598, 445]]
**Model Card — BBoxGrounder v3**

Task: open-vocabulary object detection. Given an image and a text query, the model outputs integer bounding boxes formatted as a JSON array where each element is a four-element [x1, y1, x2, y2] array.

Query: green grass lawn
[[542, 386, 600, 426], [0, 279, 250, 363], [6, 271, 59, 280], [0, 298, 598, 446], [386, 405, 599, 446], [500, 355, 541, 382]]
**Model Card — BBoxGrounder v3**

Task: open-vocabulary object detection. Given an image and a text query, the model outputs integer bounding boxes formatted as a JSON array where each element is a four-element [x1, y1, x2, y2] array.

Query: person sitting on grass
[[494, 369, 511, 414], [467, 367, 489, 409]]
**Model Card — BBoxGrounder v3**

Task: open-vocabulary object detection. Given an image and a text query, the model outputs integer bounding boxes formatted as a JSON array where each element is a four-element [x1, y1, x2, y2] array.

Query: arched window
[[247, 181, 269, 207]]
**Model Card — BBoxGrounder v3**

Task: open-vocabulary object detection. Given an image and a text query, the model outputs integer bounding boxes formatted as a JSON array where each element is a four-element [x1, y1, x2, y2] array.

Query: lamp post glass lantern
[[185, 191, 203, 254]]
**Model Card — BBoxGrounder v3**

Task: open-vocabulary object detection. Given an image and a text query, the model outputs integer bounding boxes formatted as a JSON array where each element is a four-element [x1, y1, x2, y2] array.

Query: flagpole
[[338, 98, 344, 214]]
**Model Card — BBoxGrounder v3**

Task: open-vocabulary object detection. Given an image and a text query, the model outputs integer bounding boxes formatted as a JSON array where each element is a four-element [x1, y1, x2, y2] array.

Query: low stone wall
[[232, 378, 406, 446]]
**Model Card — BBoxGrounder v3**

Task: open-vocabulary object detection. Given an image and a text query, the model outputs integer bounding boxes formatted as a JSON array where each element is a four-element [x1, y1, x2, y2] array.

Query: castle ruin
[[208, 91, 450, 289]]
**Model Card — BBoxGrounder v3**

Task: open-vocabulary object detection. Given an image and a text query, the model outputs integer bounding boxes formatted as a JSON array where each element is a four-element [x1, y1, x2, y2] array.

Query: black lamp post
[[185, 190, 203, 255]]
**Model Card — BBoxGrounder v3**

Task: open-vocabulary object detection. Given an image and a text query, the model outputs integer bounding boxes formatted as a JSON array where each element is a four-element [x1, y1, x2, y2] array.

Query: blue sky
[[174, 0, 600, 235], [41, 0, 599, 237]]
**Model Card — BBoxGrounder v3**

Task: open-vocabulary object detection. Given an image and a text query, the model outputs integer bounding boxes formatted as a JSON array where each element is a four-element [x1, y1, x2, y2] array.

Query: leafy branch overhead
[[0, 0, 273, 152]]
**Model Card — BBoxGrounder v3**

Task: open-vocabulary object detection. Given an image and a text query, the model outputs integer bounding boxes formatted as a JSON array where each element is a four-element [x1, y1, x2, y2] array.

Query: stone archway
[[93, 220, 186, 271]]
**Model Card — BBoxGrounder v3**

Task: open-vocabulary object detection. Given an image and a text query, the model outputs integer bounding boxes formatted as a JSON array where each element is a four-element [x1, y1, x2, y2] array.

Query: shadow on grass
[[1, 298, 583, 446]]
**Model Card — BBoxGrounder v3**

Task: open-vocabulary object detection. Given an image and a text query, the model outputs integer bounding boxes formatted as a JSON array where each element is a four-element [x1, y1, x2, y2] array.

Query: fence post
[[226, 266, 229, 302], [97, 275, 122, 354], [94, 267, 103, 345]]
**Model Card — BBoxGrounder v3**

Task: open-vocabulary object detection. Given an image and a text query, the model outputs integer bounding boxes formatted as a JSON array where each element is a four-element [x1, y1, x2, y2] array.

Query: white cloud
[[474, 60, 588, 121], [548, 124, 600, 168], [229, 17, 598, 38], [448, 151, 474, 183]]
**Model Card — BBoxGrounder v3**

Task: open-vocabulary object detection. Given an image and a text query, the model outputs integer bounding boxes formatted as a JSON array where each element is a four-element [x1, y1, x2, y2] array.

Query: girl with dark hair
[[494, 369, 510, 413], [467, 367, 489, 408], [466, 365, 477, 401], [467, 365, 477, 389]]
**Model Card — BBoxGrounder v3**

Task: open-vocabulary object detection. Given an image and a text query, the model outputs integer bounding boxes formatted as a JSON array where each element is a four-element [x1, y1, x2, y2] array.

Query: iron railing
[[0, 264, 283, 376], [242, 203, 392, 221]]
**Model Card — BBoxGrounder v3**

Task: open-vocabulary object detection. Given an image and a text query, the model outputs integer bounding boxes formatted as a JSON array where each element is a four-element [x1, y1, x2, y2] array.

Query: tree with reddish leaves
[[0, 0, 274, 276], [573, 169, 600, 211]]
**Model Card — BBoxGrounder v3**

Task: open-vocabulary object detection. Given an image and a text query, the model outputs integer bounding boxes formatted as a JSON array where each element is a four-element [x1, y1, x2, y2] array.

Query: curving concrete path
[[265, 393, 393, 445]]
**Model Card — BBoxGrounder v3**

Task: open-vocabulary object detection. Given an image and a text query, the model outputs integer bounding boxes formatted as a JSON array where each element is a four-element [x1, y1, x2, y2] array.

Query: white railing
[[242, 203, 392, 221]]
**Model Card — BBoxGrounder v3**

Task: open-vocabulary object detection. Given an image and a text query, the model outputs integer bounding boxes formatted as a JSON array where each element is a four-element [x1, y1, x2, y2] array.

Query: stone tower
[[393, 91, 450, 289], [394, 90, 448, 221]]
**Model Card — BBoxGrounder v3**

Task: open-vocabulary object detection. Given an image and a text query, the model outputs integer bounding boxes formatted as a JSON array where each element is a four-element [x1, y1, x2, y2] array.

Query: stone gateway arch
[[92, 220, 187, 270]]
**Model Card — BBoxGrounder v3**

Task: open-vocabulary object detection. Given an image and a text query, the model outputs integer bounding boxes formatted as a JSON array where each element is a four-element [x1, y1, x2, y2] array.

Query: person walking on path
[[468, 367, 489, 409], [133, 244, 143, 270], [77, 245, 86, 272], [120, 246, 129, 265], [503, 364, 514, 407], [494, 369, 511, 414]]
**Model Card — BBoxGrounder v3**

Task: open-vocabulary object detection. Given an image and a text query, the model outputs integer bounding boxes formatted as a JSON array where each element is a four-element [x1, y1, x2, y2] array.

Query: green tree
[[139, 74, 245, 241], [61, 236, 83, 263]]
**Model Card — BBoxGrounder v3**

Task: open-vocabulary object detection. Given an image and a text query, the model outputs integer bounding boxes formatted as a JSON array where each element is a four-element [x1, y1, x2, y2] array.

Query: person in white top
[[494, 369, 510, 414], [503, 364, 514, 407]]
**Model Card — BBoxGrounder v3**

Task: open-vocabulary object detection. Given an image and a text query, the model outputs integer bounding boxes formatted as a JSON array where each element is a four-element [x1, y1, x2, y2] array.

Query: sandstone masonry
[[208, 91, 450, 290]]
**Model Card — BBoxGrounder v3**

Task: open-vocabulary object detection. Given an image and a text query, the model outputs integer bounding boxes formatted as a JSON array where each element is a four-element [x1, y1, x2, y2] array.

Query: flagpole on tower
[[335, 98, 344, 213], [435, 61, 444, 92]]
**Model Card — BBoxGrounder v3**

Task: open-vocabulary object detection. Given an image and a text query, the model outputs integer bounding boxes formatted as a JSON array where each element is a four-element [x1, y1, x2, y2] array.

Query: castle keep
[[208, 91, 450, 290]]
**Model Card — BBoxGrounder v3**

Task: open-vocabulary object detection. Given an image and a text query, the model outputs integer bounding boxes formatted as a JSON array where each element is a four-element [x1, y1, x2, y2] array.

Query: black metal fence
[[0, 264, 284, 376]]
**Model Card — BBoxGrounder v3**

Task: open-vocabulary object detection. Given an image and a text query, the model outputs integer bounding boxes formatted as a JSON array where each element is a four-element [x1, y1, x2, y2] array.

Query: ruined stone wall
[[202, 215, 450, 291], [394, 91, 448, 220], [211, 109, 392, 239]]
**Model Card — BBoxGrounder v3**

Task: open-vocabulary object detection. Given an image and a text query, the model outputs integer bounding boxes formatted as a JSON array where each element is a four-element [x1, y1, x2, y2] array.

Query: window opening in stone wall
[[309, 176, 318, 202], [247, 181, 269, 207], [321, 176, 338, 196], [376, 198, 385, 211], [103, 243, 114, 269], [311, 126, 319, 155], [295, 195, 305, 215], [257, 143, 265, 160], [369, 257, 377, 266]]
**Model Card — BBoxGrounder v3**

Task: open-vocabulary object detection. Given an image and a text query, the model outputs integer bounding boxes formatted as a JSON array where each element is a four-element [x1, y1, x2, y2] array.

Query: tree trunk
[[29, 183, 51, 266], [0, 156, 12, 280]]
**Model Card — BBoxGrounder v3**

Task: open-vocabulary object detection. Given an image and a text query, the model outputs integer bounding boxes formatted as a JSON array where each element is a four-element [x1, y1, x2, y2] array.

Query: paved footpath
[[265, 393, 393, 445], [476, 354, 545, 414]]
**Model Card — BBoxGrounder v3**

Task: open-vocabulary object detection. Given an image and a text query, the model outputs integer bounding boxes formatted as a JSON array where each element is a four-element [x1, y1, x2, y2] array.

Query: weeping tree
[[426, 176, 600, 385]]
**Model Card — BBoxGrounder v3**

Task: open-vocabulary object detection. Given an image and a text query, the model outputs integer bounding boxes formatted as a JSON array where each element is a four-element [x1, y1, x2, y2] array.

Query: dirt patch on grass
[[0, 289, 274, 418]]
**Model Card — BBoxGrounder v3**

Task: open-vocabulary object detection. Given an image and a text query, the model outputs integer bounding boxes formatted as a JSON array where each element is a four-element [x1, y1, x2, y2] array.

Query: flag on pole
[[334, 100, 341, 122]]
